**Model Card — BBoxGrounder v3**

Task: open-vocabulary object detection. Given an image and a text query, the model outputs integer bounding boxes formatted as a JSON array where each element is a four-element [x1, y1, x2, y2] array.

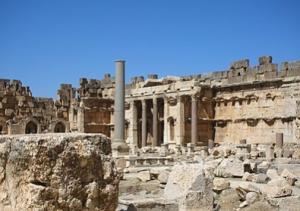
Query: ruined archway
[[54, 122, 66, 133], [25, 121, 38, 134], [0, 125, 3, 134]]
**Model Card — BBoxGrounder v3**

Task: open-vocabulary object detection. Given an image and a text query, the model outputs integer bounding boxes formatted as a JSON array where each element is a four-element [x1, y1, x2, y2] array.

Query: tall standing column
[[131, 101, 138, 147], [142, 99, 147, 147], [163, 97, 169, 144], [113, 60, 128, 153], [176, 95, 185, 145], [191, 94, 198, 145], [152, 97, 158, 147]]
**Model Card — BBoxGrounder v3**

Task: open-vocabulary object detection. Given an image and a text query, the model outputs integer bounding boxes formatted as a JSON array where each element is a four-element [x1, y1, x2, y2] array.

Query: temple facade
[[1, 56, 300, 147]]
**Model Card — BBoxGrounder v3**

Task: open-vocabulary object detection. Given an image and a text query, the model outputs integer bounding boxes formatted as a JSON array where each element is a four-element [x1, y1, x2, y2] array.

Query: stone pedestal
[[175, 144, 182, 156], [187, 143, 195, 156], [160, 143, 169, 157], [236, 144, 251, 160], [266, 145, 275, 161], [208, 139, 214, 149]]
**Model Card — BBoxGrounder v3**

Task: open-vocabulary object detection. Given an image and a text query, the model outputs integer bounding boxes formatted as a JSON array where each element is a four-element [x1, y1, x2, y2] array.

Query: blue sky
[[0, 0, 299, 97]]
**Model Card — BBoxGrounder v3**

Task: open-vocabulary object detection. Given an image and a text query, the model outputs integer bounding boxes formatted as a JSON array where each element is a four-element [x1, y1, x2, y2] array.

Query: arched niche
[[54, 122, 66, 133], [25, 121, 38, 134]]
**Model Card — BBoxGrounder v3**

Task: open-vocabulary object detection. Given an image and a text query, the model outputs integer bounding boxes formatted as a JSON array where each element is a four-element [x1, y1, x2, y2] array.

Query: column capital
[[141, 98, 146, 105], [191, 93, 200, 101], [153, 96, 158, 104]]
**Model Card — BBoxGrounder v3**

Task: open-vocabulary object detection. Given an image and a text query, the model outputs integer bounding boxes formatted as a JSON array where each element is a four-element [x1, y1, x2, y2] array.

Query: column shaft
[[142, 100, 147, 147], [114, 60, 125, 143], [132, 101, 138, 146], [163, 97, 169, 144], [153, 98, 158, 147], [176, 96, 184, 145], [191, 95, 198, 145]]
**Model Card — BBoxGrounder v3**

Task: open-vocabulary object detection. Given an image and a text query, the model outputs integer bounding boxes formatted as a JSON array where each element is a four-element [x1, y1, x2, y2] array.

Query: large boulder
[[164, 163, 213, 211], [214, 158, 244, 178], [262, 178, 292, 198], [0, 133, 119, 211], [213, 178, 230, 191]]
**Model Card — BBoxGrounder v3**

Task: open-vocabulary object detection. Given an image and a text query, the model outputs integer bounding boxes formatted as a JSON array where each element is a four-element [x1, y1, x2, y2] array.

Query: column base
[[112, 141, 129, 157]]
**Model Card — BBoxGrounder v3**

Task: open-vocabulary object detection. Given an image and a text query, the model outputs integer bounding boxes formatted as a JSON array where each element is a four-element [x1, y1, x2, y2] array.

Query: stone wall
[[0, 133, 119, 211], [214, 79, 300, 144]]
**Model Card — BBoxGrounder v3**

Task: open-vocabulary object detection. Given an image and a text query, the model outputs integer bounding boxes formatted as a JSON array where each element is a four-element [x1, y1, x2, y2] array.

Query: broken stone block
[[292, 148, 300, 159], [283, 149, 294, 158], [230, 59, 249, 69], [218, 188, 240, 211], [266, 169, 280, 180], [236, 182, 260, 200], [281, 169, 297, 186], [246, 192, 258, 204], [164, 163, 213, 211], [214, 158, 244, 178], [213, 178, 230, 191], [157, 170, 170, 184], [261, 178, 293, 198], [253, 173, 268, 184], [0, 133, 119, 211], [257, 161, 270, 174], [242, 172, 254, 182], [259, 56, 272, 65], [137, 170, 151, 182]]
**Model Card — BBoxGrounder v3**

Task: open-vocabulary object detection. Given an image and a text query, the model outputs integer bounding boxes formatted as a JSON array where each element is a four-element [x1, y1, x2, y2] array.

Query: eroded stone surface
[[0, 133, 119, 211]]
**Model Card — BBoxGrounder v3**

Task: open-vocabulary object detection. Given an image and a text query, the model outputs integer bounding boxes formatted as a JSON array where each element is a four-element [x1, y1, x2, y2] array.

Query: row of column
[[132, 94, 199, 148], [141, 98, 158, 147]]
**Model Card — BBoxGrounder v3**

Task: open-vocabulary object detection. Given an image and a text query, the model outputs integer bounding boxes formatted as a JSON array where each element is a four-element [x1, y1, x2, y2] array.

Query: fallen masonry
[[117, 142, 300, 211], [0, 133, 119, 211]]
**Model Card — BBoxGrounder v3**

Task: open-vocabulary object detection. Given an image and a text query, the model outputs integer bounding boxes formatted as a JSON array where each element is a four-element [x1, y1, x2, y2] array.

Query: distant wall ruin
[[1, 56, 300, 146]]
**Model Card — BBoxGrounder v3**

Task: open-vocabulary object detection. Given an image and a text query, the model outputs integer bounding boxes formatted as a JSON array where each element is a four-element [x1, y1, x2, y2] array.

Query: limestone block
[[213, 178, 230, 191], [242, 172, 254, 182], [230, 59, 250, 69], [137, 170, 151, 182], [252, 173, 268, 184], [157, 170, 170, 184], [164, 163, 213, 211], [292, 148, 300, 159], [214, 158, 244, 178], [0, 133, 119, 211], [262, 179, 292, 198], [281, 169, 297, 186], [259, 56, 272, 65], [245, 191, 258, 204], [257, 161, 270, 174], [236, 182, 260, 200], [266, 169, 280, 180]]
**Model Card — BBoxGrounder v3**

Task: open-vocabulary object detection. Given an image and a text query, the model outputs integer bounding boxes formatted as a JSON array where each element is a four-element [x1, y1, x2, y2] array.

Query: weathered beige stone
[[164, 163, 213, 211], [213, 178, 230, 191], [0, 133, 119, 211]]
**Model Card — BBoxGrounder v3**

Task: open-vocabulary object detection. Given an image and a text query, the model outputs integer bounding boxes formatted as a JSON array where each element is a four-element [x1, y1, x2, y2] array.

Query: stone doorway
[[54, 122, 66, 133], [25, 121, 38, 134]]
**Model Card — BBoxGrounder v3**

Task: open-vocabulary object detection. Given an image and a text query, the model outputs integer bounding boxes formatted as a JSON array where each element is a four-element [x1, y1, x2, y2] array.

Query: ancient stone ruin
[[0, 133, 119, 211], [1, 56, 300, 210]]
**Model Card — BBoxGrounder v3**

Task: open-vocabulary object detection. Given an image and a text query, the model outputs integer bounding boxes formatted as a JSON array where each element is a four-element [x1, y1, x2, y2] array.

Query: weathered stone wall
[[214, 79, 300, 144], [0, 133, 119, 211]]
